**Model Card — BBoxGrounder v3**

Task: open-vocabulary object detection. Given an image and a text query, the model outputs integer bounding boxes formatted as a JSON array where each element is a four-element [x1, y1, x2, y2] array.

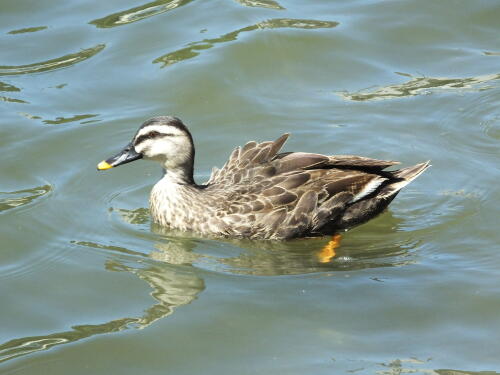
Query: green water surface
[[1, 0, 499, 374]]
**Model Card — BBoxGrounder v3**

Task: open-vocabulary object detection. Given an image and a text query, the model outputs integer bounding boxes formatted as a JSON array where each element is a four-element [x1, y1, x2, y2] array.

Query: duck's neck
[[160, 147, 196, 185], [161, 166, 195, 186]]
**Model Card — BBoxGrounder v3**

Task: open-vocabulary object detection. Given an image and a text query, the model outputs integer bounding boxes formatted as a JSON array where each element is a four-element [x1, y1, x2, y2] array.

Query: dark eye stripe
[[134, 131, 172, 146]]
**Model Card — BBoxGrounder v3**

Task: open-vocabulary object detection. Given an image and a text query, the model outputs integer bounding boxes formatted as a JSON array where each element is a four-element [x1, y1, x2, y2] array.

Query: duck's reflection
[[0, 248, 204, 364], [104, 258, 204, 327], [148, 210, 418, 276], [0, 208, 416, 364]]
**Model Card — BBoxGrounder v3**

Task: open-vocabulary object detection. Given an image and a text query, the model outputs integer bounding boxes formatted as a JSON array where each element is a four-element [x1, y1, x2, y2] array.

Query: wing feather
[[206, 134, 290, 185], [203, 133, 409, 239]]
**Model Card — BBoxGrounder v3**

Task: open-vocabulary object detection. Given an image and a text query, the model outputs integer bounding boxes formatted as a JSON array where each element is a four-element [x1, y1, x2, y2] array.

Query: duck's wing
[[205, 134, 399, 186], [205, 133, 290, 186], [204, 135, 416, 239], [206, 166, 391, 239]]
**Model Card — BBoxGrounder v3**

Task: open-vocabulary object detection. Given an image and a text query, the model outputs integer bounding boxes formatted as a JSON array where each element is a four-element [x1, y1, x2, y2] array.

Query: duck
[[97, 116, 429, 241]]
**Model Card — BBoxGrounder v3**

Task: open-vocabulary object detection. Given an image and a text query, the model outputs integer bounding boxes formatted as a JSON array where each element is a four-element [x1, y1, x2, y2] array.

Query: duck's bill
[[97, 142, 142, 171]]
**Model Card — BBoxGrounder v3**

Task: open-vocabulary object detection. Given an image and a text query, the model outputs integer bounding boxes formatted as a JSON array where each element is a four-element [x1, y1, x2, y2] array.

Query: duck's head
[[97, 116, 195, 182]]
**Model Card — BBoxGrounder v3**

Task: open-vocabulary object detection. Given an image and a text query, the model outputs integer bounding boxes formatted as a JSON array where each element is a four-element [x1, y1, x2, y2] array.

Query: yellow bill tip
[[97, 160, 113, 170]]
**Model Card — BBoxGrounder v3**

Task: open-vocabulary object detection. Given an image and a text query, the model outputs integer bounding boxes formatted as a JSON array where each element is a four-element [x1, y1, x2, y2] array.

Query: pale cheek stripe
[[136, 125, 184, 138]]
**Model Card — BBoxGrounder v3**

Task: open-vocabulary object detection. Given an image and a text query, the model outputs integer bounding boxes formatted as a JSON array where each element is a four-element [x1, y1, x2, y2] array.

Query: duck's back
[[198, 135, 429, 239]]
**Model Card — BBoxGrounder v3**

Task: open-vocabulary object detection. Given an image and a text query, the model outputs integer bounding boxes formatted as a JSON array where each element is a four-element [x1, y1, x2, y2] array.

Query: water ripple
[[0, 185, 52, 214], [42, 114, 99, 125], [111, 205, 419, 276], [0, 81, 24, 103], [147, 212, 419, 276], [0, 96, 28, 104], [481, 115, 500, 140], [339, 72, 500, 101], [316, 356, 499, 375], [395, 190, 484, 234], [0, 81, 20, 92], [210, 236, 418, 276], [439, 87, 500, 157], [234, 0, 285, 10], [17, 112, 42, 120], [377, 358, 500, 375], [0, 44, 105, 76], [434, 370, 500, 375], [154, 18, 338, 68], [7, 26, 47, 35], [116, 207, 150, 225], [0, 249, 204, 364], [89, 0, 195, 28], [70, 240, 147, 258]]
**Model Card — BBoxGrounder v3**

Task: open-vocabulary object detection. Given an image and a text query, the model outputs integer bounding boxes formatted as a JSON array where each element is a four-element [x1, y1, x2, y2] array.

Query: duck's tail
[[379, 161, 431, 199], [317, 161, 430, 232]]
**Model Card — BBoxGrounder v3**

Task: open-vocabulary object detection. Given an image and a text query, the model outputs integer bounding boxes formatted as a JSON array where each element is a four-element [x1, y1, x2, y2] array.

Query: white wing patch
[[350, 177, 386, 203]]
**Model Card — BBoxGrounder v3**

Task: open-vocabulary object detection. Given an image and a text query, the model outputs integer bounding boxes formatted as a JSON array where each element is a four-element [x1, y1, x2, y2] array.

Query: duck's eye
[[135, 131, 165, 146], [148, 131, 160, 138]]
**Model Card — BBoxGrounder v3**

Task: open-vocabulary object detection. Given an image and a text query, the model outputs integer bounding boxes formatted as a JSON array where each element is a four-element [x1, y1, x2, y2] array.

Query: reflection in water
[[154, 18, 338, 68], [0, 207, 426, 363], [375, 357, 500, 375], [0, 81, 25, 104], [115, 204, 420, 275], [0, 205, 422, 363], [0, 96, 27, 104], [143, 207, 417, 276], [116, 207, 150, 225], [0, 44, 105, 76], [153, 231, 417, 276], [0, 185, 52, 213], [339, 72, 500, 101], [114, 205, 417, 276], [114, 205, 420, 275], [18, 112, 42, 120], [89, 0, 195, 28], [0, 243, 204, 364], [434, 371, 500, 375], [334, 357, 500, 375], [234, 0, 285, 10], [377, 357, 432, 375], [42, 114, 99, 125], [7, 26, 47, 35], [0, 81, 20, 92]]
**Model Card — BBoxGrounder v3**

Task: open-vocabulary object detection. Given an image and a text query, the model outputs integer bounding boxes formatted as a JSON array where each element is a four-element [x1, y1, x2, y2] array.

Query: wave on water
[[234, 0, 285, 10], [339, 72, 500, 101], [42, 114, 99, 125], [0, 44, 105, 76], [7, 26, 47, 35], [154, 18, 339, 68], [90, 0, 195, 28], [0, 246, 204, 364], [0, 185, 52, 214]]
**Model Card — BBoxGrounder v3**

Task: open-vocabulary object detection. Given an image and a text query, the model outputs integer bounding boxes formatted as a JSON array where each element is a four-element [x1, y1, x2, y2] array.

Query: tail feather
[[380, 161, 431, 198]]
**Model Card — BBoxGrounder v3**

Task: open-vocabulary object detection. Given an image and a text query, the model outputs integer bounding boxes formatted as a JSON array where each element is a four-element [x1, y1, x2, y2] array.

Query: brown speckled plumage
[[99, 116, 430, 240]]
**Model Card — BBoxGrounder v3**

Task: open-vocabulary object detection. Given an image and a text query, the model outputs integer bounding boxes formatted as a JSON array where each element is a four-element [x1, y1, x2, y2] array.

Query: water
[[1, 0, 499, 373]]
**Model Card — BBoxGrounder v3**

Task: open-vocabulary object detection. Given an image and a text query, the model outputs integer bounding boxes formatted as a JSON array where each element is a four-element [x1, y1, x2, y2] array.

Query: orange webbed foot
[[317, 234, 342, 263]]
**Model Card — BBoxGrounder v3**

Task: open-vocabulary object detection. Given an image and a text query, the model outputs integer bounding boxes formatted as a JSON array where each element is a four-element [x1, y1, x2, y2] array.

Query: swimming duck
[[97, 116, 429, 240]]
